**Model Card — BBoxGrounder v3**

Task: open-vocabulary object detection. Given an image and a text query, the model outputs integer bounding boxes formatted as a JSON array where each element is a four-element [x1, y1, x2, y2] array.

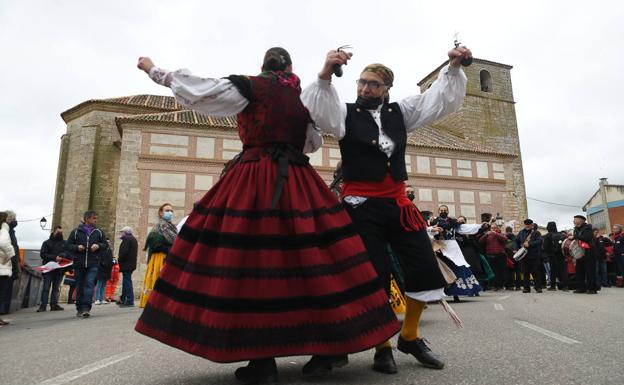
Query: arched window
[[480, 70, 492, 92]]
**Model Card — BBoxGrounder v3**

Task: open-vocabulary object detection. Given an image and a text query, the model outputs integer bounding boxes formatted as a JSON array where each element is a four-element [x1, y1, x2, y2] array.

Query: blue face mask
[[162, 211, 173, 222]]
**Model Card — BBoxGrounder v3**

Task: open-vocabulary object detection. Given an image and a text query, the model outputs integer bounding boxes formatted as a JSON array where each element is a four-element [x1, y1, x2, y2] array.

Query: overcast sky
[[1, 0, 622, 248]]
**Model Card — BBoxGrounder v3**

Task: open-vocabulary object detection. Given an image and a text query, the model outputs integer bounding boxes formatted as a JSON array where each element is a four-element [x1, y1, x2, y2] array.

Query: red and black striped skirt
[[135, 156, 400, 363]]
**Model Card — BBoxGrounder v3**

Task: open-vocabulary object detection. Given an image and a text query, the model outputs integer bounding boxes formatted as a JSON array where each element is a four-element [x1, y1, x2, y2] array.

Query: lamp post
[[496, 212, 504, 228], [39, 217, 51, 231]]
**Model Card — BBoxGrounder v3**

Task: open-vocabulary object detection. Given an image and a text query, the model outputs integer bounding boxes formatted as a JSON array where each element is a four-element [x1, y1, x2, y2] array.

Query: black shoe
[[82, 311, 90, 318], [547, 287, 557, 291], [118, 303, 134, 308], [76, 311, 83, 317], [397, 337, 444, 369], [522, 289, 531, 293], [302, 355, 349, 376], [535, 289, 543, 293], [372, 347, 397, 374], [573, 290, 587, 294], [234, 358, 277, 385], [515, 287, 522, 291], [50, 304, 64, 311], [561, 288, 569, 292], [36, 306, 47, 312], [587, 290, 598, 294]]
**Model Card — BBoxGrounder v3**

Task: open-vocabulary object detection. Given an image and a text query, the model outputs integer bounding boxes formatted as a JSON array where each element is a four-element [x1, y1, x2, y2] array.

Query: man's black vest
[[339, 102, 408, 182]]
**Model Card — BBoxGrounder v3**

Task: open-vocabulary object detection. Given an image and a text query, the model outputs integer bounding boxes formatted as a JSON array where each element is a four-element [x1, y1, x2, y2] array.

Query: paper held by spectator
[[37, 258, 73, 273]]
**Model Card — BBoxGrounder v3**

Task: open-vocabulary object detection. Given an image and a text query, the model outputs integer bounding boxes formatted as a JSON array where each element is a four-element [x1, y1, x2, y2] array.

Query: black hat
[[574, 215, 586, 221], [523, 219, 533, 225]]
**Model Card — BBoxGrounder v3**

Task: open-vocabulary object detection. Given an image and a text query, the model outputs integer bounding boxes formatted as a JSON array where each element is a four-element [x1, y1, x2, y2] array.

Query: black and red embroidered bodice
[[228, 72, 311, 151]]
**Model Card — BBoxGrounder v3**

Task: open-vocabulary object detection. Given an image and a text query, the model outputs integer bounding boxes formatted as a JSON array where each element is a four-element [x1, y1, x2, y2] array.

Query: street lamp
[[495, 212, 504, 227], [40, 217, 51, 231]]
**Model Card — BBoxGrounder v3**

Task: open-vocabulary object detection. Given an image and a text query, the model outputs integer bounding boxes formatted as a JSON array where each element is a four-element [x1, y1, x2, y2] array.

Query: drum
[[561, 238, 585, 260], [513, 247, 528, 261]]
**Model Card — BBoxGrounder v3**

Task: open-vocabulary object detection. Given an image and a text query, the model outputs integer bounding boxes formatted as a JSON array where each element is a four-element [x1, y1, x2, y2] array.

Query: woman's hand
[[137, 57, 155, 74]]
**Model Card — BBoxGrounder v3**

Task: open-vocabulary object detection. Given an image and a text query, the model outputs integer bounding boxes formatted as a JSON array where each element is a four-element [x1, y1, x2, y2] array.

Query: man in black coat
[[38, 226, 67, 312], [571, 215, 597, 294], [542, 222, 569, 291], [515, 219, 543, 293], [65, 211, 108, 317], [117, 226, 138, 307]]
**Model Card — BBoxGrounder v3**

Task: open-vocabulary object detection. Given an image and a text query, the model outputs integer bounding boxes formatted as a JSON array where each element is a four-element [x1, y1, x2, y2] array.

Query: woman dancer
[[134, 48, 399, 384]]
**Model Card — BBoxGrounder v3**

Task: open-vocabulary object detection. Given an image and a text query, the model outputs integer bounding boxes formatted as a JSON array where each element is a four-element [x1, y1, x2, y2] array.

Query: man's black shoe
[[302, 355, 348, 376], [535, 289, 543, 293], [547, 287, 557, 291], [50, 304, 64, 311], [522, 289, 531, 293], [372, 347, 397, 374], [397, 337, 444, 369], [234, 358, 277, 384], [573, 290, 587, 294], [587, 290, 598, 294], [36, 306, 46, 312], [82, 311, 90, 318]]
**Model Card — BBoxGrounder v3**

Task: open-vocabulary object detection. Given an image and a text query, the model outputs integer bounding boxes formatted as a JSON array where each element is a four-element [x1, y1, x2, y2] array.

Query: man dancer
[[302, 44, 471, 374]]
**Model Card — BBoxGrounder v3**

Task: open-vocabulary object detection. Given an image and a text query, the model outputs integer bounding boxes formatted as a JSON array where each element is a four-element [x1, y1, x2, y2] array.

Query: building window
[[328, 148, 341, 167], [438, 189, 455, 203], [149, 134, 189, 157], [460, 191, 475, 204], [196, 137, 215, 159], [492, 162, 505, 180], [476, 162, 489, 178], [416, 156, 430, 174], [480, 70, 492, 92], [419, 188, 433, 202], [435, 158, 452, 176], [589, 210, 607, 230], [479, 192, 492, 205], [457, 160, 473, 177], [222, 139, 243, 160], [308, 149, 323, 166], [405, 155, 412, 173]]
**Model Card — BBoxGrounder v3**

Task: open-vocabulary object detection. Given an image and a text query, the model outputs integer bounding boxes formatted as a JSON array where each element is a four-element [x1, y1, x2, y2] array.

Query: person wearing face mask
[[0, 211, 15, 325], [430, 205, 459, 240], [38, 226, 67, 312], [139, 203, 177, 308], [406, 185, 416, 202], [0, 210, 20, 315], [135, 48, 401, 383], [302, 45, 470, 374], [65, 210, 109, 317]]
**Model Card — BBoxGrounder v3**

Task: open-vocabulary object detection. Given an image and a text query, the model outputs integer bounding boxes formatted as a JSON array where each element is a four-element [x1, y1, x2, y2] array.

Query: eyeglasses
[[356, 79, 384, 90]]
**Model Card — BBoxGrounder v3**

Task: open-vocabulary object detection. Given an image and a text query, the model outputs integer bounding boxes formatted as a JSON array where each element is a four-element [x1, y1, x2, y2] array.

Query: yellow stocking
[[375, 340, 392, 351], [400, 296, 426, 341]]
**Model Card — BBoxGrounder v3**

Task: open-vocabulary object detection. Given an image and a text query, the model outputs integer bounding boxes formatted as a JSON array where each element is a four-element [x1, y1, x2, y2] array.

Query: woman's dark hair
[[0, 211, 7, 225], [262, 47, 292, 72]]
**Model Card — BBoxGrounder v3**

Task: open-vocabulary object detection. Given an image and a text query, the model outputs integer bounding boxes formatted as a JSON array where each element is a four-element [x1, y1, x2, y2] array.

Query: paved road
[[1, 288, 623, 385]]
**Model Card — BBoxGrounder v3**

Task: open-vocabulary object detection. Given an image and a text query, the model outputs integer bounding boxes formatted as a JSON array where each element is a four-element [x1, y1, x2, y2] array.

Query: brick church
[[52, 58, 528, 279]]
